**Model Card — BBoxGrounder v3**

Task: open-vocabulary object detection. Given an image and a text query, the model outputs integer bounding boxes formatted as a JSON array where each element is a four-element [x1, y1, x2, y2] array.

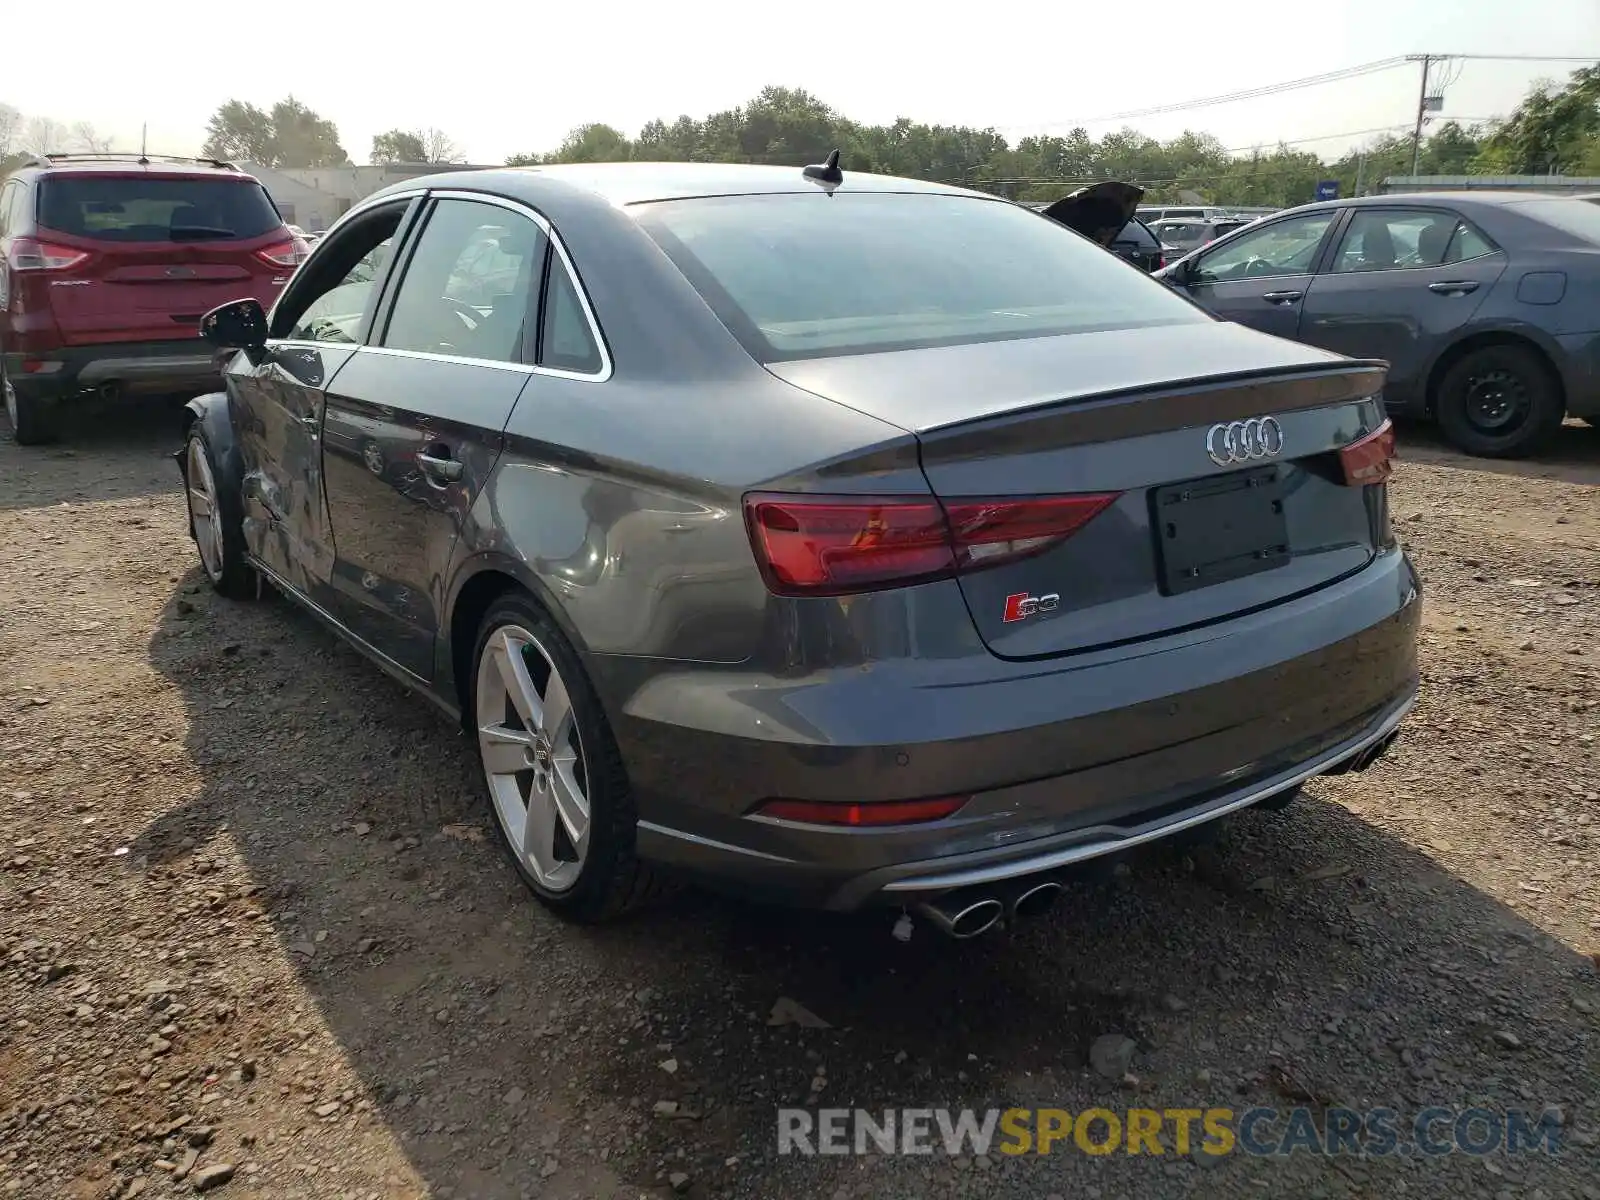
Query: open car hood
[[1039, 181, 1145, 246]]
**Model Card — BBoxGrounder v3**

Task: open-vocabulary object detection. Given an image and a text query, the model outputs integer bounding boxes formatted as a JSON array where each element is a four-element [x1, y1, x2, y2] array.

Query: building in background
[[1379, 174, 1600, 195], [243, 162, 497, 231]]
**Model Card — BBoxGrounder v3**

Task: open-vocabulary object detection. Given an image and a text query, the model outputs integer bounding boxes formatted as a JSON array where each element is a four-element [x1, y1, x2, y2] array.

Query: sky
[[6, 0, 1598, 168]]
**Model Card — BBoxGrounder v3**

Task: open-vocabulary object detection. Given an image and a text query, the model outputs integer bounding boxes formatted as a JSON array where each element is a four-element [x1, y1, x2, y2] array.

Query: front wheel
[[471, 594, 668, 923], [183, 427, 255, 598], [1434, 344, 1564, 459]]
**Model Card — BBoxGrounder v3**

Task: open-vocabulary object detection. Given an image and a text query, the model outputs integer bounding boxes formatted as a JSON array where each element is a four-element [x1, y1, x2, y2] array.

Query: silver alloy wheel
[[186, 437, 225, 582], [476, 624, 590, 892]]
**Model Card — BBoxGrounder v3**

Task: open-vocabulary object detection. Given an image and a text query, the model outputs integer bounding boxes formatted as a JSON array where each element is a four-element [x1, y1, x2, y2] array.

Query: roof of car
[[1302, 191, 1578, 210], [14, 154, 250, 179], [364, 161, 988, 209]]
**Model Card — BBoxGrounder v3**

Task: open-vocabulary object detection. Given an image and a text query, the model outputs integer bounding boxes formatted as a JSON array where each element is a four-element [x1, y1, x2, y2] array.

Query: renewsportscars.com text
[[777, 1106, 1565, 1158]]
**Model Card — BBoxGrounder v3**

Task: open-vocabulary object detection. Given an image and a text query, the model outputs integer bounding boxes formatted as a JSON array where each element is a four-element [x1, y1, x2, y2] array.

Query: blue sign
[[1315, 180, 1341, 201]]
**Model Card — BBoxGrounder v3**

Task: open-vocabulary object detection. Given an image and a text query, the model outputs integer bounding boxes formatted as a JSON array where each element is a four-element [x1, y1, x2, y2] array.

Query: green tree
[[371, 129, 427, 163], [201, 96, 349, 167], [200, 100, 276, 164], [1477, 67, 1600, 174], [269, 97, 348, 167]]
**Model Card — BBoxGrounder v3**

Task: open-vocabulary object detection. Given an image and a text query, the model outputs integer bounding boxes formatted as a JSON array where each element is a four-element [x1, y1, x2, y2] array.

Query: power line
[[996, 52, 1593, 137], [995, 57, 1411, 132], [1420, 54, 1598, 62]]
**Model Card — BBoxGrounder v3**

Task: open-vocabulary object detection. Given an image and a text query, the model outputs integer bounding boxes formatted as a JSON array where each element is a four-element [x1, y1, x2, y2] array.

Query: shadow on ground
[[1396, 417, 1600, 488], [134, 573, 1598, 1200], [1, 402, 191, 512]]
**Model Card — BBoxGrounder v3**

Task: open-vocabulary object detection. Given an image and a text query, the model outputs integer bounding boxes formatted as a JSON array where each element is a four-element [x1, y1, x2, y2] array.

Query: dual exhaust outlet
[[911, 876, 1064, 939]]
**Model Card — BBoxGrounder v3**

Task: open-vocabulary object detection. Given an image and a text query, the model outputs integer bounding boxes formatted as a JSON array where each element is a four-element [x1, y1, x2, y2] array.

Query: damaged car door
[[228, 197, 417, 598]]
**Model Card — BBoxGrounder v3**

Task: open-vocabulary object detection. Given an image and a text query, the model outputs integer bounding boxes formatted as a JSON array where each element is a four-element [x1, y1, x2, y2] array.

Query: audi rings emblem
[[1205, 416, 1285, 466]]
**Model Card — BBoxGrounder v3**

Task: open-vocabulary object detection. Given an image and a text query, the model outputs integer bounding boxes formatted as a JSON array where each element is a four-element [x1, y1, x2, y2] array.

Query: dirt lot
[[1, 409, 1597, 1200]]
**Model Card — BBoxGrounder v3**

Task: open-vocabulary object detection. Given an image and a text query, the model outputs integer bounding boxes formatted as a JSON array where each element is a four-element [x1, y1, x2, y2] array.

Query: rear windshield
[[1511, 198, 1600, 245], [635, 192, 1207, 362], [1156, 222, 1209, 244], [1114, 219, 1159, 249], [37, 175, 282, 243]]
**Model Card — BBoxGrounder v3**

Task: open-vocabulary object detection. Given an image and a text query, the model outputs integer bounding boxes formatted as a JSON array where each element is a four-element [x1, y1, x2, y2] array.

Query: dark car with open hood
[[1035, 181, 1165, 271], [177, 158, 1419, 937]]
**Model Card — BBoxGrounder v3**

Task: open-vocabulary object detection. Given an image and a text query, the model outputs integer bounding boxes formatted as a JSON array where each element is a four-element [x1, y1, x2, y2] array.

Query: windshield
[[38, 175, 282, 243], [1513, 198, 1600, 245], [635, 192, 1207, 362]]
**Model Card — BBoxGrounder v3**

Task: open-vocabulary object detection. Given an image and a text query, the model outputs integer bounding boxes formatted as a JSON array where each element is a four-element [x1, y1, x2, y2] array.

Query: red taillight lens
[[744, 492, 1121, 597], [744, 496, 956, 595], [256, 239, 307, 268], [10, 237, 90, 272], [944, 494, 1121, 569], [1338, 418, 1397, 486], [755, 796, 969, 826]]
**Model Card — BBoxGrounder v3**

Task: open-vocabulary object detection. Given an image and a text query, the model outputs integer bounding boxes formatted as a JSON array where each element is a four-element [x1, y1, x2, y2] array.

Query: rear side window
[[636, 192, 1207, 362], [36, 175, 282, 243]]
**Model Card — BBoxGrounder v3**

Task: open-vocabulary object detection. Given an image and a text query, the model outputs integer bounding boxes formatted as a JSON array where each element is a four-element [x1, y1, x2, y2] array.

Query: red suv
[[0, 153, 304, 444]]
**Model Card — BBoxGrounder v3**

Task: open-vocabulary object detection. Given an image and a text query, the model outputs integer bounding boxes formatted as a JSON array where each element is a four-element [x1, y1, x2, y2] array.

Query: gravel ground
[[1, 408, 1597, 1200]]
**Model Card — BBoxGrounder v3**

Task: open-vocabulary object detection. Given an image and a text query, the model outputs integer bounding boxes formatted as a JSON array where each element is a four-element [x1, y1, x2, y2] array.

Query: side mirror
[[200, 298, 268, 355]]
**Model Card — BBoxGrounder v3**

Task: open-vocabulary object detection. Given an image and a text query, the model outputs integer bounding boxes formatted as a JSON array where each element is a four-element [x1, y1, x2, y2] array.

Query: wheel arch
[[1422, 329, 1566, 418], [175, 391, 239, 483], [442, 553, 593, 729]]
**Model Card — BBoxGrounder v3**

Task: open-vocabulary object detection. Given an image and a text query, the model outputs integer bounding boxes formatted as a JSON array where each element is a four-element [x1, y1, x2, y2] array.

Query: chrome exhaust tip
[[1009, 879, 1062, 920], [913, 892, 1005, 939]]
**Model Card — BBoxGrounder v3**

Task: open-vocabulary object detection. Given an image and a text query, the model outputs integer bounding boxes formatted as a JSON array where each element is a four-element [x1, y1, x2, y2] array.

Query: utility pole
[[1409, 54, 1432, 177]]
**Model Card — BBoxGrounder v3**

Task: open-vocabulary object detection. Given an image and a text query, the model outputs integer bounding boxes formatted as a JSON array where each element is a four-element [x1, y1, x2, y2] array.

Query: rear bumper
[[603, 547, 1422, 910], [1555, 331, 1600, 418], [3, 340, 222, 403]]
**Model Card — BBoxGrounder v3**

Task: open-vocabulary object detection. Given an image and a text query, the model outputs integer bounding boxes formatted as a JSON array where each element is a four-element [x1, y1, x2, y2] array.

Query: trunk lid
[[766, 322, 1391, 659], [1040, 182, 1145, 246], [35, 171, 292, 346]]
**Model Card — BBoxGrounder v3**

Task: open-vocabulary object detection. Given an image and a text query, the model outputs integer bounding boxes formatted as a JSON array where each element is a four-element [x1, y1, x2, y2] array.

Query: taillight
[[945, 495, 1120, 568], [10, 237, 90, 272], [256, 239, 306, 268], [743, 492, 1121, 597], [754, 796, 969, 826], [1338, 418, 1397, 486]]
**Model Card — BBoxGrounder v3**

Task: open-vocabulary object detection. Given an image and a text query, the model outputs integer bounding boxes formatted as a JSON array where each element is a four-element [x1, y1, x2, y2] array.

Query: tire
[[1434, 343, 1564, 459], [2, 361, 59, 446], [470, 593, 667, 923], [183, 425, 255, 599]]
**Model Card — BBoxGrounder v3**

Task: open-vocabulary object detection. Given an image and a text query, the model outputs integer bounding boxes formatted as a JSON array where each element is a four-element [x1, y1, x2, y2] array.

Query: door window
[[539, 255, 605, 375], [287, 238, 394, 343], [272, 203, 409, 343], [382, 199, 546, 365], [1191, 213, 1335, 283], [1330, 209, 1476, 273]]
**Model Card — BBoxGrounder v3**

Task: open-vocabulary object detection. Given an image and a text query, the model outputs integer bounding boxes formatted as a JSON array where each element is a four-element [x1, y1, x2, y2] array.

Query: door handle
[[417, 449, 464, 485], [1428, 280, 1480, 295], [298, 413, 319, 438], [1261, 290, 1303, 304]]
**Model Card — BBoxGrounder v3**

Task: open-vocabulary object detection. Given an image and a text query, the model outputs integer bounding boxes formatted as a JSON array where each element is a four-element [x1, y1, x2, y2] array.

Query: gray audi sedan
[[179, 160, 1420, 937]]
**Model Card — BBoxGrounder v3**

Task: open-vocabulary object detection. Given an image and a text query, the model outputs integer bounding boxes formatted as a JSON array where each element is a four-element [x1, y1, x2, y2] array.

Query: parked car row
[[1037, 184, 1600, 457]]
